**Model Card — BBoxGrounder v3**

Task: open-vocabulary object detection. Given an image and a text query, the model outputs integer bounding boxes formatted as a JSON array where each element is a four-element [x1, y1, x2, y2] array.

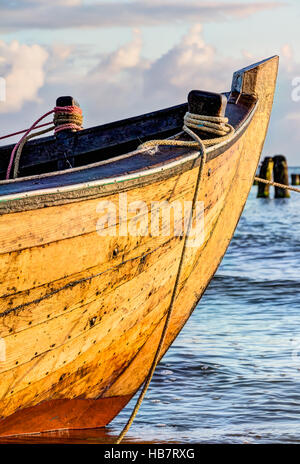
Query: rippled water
[[110, 176, 300, 444], [3, 174, 300, 444]]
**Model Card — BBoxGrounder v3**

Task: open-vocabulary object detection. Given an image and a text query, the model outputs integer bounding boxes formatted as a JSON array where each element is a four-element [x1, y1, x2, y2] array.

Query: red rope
[[5, 106, 83, 179], [53, 105, 82, 115], [53, 106, 83, 134], [0, 122, 53, 141], [6, 109, 55, 179], [55, 123, 82, 133]]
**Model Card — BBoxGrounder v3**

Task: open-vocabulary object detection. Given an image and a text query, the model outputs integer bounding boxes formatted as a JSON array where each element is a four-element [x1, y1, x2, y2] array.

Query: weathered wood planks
[[0, 56, 278, 436]]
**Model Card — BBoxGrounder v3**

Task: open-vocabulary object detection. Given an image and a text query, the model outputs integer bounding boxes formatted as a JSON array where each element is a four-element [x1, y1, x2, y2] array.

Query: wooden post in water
[[257, 156, 273, 198], [273, 155, 290, 198], [291, 174, 300, 185]]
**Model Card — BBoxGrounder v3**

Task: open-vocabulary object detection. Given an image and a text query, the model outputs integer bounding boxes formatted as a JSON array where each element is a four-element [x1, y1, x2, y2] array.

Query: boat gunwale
[[0, 101, 257, 204]]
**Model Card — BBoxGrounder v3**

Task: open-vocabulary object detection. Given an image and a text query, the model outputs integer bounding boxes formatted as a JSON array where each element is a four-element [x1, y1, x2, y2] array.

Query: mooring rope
[[139, 113, 234, 150], [115, 128, 207, 444], [254, 176, 300, 194], [13, 126, 55, 179], [3, 102, 299, 442], [114, 118, 300, 444], [0, 122, 53, 141], [115, 114, 235, 444], [5, 106, 83, 179], [53, 105, 83, 134], [184, 113, 232, 137]]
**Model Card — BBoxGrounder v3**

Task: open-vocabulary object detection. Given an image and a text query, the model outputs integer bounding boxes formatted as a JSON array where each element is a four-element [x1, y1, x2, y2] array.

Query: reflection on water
[[1, 182, 300, 444]]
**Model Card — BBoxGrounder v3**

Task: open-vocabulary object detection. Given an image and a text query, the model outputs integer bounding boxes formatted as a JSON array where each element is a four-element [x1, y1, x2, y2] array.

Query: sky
[[0, 0, 300, 164]]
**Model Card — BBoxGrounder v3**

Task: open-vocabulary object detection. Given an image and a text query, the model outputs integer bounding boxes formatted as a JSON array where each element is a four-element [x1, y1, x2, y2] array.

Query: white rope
[[116, 110, 235, 444], [184, 112, 232, 137], [115, 129, 207, 444], [139, 112, 234, 150]]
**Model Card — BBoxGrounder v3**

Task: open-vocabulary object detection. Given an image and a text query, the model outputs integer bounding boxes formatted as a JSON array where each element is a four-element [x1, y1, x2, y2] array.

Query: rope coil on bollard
[[139, 113, 234, 150], [5, 106, 83, 179]]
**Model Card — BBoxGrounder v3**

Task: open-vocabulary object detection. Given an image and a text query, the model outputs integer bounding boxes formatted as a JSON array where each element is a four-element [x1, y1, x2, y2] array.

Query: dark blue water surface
[[108, 180, 300, 444], [3, 179, 300, 444]]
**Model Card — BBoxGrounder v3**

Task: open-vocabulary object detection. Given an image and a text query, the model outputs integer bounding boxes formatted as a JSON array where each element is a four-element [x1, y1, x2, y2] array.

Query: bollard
[[291, 174, 300, 185], [273, 155, 290, 198], [257, 156, 273, 198], [55, 96, 81, 170]]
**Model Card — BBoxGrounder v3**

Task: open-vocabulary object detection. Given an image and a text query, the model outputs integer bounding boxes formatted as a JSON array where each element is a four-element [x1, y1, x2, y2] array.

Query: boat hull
[[0, 395, 131, 437], [0, 57, 278, 436]]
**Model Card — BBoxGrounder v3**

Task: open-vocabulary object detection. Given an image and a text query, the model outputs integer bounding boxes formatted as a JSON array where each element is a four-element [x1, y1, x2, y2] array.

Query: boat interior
[[0, 90, 257, 196]]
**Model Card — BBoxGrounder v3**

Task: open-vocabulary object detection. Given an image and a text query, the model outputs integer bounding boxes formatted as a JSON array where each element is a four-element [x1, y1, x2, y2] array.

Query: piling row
[[256, 154, 291, 198]]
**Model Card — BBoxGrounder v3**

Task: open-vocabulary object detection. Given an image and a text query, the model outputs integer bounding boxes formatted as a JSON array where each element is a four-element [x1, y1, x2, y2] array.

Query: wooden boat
[[0, 56, 278, 437]]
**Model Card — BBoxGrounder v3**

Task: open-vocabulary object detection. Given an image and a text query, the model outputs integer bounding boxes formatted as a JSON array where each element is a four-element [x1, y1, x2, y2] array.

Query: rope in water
[[254, 176, 300, 194], [5, 106, 83, 179], [115, 128, 207, 444], [2, 101, 298, 441], [114, 117, 299, 444], [115, 113, 235, 444]]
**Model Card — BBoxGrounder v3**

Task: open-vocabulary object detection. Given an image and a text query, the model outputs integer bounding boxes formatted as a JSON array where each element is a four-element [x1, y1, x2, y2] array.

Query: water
[[3, 179, 300, 444], [109, 180, 300, 444]]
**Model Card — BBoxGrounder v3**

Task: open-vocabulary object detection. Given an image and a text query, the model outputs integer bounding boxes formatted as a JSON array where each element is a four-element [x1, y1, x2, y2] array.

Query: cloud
[[91, 29, 144, 75], [0, 24, 240, 130], [0, 40, 48, 113], [143, 24, 234, 102], [8, 0, 82, 5], [40, 24, 243, 127], [0, 22, 299, 165], [259, 44, 300, 163], [1, 1, 283, 30], [285, 112, 300, 121]]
